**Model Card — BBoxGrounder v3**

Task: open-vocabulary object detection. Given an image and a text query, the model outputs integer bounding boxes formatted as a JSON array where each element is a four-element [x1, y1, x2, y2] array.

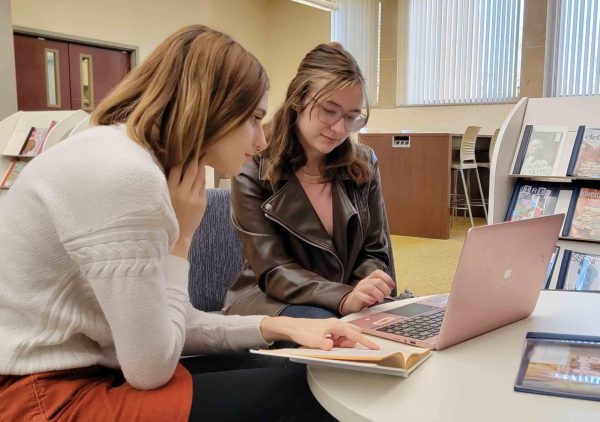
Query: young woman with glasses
[[224, 43, 396, 321]]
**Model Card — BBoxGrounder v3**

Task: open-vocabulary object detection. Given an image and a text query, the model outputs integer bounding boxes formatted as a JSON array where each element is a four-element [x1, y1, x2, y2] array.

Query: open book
[[251, 344, 432, 377]]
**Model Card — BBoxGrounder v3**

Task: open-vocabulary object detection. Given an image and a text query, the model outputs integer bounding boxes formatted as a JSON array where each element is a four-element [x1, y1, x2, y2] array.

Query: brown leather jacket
[[223, 149, 392, 316]]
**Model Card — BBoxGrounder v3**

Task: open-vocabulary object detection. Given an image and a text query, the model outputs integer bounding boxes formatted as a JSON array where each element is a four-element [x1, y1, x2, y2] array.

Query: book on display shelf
[[567, 126, 600, 178], [555, 250, 600, 291], [562, 186, 600, 241], [543, 246, 561, 289], [0, 160, 26, 189], [3, 120, 57, 158], [512, 125, 568, 177], [504, 180, 572, 222]]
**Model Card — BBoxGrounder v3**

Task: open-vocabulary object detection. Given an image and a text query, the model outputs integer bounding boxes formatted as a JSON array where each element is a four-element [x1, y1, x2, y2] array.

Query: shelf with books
[[0, 110, 89, 194], [488, 96, 600, 294]]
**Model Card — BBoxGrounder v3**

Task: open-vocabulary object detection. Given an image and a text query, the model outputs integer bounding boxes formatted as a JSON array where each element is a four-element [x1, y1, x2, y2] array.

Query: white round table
[[308, 291, 600, 422]]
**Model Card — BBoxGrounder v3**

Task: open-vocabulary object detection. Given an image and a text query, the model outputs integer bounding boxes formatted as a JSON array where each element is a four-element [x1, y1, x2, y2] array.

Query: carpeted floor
[[392, 216, 487, 296]]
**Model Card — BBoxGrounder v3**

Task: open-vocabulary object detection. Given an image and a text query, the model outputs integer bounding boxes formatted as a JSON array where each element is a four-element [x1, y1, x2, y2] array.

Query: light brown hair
[[263, 42, 373, 185], [92, 25, 269, 173]]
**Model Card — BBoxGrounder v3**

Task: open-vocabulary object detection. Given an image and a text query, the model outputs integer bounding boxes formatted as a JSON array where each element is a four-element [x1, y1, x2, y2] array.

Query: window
[[546, 0, 600, 97], [403, 0, 524, 105], [331, 0, 379, 104]]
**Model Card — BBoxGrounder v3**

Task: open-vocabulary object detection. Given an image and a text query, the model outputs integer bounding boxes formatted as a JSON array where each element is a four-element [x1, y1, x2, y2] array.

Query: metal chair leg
[[474, 167, 488, 219], [460, 167, 474, 227], [451, 169, 458, 227]]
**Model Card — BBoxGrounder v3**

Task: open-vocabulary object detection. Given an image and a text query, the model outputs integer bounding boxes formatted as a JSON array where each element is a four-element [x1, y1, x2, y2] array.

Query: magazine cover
[[515, 333, 600, 401], [515, 126, 567, 176], [557, 251, 600, 291], [567, 187, 600, 241], [543, 246, 560, 289], [0, 160, 26, 189], [18, 126, 48, 157], [572, 127, 600, 178], [506, 182, 561, 221]]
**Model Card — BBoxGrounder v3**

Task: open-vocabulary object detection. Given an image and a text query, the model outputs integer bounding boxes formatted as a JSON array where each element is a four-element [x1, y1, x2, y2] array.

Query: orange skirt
[[0, 364, 192, 422]]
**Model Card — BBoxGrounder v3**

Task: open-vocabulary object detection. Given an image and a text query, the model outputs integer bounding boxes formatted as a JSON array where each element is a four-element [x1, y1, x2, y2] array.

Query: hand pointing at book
[[260, 317, 380, 351]]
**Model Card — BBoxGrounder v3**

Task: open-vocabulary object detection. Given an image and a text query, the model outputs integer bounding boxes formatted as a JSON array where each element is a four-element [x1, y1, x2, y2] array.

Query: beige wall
[[7, 0, 512, 133], [366, 103, 514, 135], [0, 0, 17, 120], [9, 0, 331, 114], [264, 0, 331, 112], [11, 0, 270, 74]]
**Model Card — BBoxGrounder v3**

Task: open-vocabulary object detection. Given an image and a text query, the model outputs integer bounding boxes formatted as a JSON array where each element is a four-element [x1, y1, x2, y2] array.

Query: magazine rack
[[0, 110, 216, 196], [0, 110, 89, 199], [489, 96, 600, 289]]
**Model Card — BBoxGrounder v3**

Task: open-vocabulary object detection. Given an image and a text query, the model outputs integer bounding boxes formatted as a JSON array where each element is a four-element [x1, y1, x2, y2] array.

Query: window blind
[[547, 0, 600, 97], [405, 0, 524, 105]]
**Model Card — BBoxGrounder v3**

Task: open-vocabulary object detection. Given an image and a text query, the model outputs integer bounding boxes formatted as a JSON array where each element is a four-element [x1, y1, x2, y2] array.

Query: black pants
[[181, 352, 337, 422]]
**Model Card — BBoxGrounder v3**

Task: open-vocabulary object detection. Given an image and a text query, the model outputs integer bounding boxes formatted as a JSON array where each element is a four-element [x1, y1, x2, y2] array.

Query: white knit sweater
[[0, 125, 268, 390]]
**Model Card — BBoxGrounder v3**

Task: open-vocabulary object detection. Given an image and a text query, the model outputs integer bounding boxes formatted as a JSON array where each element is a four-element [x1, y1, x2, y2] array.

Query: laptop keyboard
[[375, 309, 445, 340]]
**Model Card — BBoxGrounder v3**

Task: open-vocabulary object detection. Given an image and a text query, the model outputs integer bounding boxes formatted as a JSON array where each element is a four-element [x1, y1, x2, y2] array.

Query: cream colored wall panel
[[366, 104, 514, 136], [265, 0, 330, 113]]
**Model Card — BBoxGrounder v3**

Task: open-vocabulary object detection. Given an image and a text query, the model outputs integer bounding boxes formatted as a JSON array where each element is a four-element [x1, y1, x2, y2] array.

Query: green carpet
[[392, 217, 487, 296]]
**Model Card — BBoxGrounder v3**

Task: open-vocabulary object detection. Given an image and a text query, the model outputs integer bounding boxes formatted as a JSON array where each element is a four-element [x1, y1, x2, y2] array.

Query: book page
[[254, 344, 430, 365]]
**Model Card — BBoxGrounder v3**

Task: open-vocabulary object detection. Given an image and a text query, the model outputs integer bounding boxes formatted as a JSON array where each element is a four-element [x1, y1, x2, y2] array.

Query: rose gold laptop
[[350, 214, 564, 350]]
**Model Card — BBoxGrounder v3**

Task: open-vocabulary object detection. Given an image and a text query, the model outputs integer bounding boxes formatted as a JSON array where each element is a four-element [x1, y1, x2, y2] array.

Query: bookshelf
[[489, 96, 600, 291], [0, 110, 89, 198]]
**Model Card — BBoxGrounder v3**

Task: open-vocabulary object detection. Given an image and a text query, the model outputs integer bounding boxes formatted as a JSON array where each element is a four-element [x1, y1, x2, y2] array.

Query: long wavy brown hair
[[263, 42, 373, 185], [92, 25, 269, 173]]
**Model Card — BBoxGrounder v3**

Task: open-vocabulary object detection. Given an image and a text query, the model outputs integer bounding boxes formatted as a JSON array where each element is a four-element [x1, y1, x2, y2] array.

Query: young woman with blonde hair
[[224, 43, 396, 320], [0, 26, 376, 421]]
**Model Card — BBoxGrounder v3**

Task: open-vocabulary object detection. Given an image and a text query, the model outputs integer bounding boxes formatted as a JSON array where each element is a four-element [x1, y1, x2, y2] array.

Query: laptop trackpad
[[386, 303, 438, 317]]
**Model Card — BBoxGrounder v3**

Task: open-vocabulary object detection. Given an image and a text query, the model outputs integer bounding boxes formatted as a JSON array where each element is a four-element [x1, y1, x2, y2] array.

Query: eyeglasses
[[314, 101, 367, 133]]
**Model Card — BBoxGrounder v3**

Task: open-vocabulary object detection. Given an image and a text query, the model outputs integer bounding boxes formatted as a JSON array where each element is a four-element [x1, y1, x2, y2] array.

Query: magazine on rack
[[504, 181, 562, 221], [512, 125, 568, 176], [562, 185, 600, 241], [515, 332, 600, 402], [556, 250, 600, 291], [0, 160, 26, 189], [543, 246, 561, 289], [567, 126, 600, 178]]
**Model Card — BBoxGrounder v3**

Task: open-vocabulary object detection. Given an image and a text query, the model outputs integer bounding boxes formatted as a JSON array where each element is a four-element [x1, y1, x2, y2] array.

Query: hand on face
[[260, 316, 380, 350], [168, 155, 207, 257], [341, 270, 395, 315]]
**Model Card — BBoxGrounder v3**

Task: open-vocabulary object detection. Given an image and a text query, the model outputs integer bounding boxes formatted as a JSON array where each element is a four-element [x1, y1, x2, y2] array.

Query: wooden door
[[14, 34, 72, 111], [68, 44, 131, 111], [13, 34, 131, 112]]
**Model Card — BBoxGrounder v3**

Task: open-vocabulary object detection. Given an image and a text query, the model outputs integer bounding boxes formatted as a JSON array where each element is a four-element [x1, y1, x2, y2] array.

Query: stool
[[450, 126, 488, 227], [477, 128, 500, 206]]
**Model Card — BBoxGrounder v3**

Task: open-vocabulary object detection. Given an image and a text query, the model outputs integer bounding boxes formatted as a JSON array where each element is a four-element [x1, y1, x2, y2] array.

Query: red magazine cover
[[568, 187, 600, 241], [573, 128, 600, 177]]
